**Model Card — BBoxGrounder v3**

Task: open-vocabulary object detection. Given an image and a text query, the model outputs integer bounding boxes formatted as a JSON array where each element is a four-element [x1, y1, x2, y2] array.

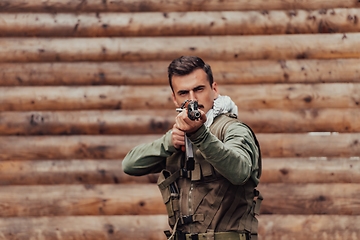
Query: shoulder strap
[[241, 121, 262, 179], [209, 114, 238, 142]]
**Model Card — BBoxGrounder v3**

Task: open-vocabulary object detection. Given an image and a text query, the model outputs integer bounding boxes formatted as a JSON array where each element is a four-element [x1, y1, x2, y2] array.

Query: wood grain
[[1, 34, 360, 62], [1, 9, 360, 37], [0, 133, 358, 160], [0, 0, 359, 12]]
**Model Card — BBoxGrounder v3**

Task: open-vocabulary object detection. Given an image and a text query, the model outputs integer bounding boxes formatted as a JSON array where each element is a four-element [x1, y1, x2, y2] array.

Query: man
[[123, 56, 262, 240]]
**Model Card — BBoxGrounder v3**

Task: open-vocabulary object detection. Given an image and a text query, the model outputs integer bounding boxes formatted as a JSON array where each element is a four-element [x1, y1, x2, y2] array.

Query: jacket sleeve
[[187, 122, 260, 185], [122, 130, 178, 176]]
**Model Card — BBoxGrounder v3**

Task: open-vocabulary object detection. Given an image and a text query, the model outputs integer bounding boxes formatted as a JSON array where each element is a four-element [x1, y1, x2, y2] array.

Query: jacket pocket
[[157, 169, 180, 226]]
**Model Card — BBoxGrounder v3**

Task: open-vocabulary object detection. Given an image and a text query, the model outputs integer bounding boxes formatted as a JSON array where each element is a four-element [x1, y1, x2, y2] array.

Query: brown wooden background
[[1, 0, 360, 239]]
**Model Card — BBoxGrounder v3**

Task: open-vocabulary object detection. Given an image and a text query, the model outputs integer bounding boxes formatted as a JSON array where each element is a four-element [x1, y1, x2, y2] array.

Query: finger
[[175, 135, 185, 142], [175, 116, 187, 131], [198, 109, 207, 123]]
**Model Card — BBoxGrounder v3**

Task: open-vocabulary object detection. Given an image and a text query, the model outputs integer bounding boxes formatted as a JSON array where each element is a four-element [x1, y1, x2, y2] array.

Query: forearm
[[122, 130, 177, 176], [188, 124, 258, 185]]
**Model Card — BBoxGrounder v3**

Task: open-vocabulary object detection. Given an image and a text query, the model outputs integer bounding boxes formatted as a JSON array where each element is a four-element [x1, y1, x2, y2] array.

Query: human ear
[[172, 92, 180, 107], [212, 82, 220, 99]]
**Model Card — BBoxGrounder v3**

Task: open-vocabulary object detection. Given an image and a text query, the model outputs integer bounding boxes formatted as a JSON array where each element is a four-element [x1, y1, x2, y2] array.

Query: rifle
[[176, 100, 201, 171]]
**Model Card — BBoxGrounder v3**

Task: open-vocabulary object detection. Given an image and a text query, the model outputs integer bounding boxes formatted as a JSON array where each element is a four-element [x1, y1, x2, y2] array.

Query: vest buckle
[[181, 215, 194, 225], [189, 233, 199, 240], [181, 168, 191, 178]]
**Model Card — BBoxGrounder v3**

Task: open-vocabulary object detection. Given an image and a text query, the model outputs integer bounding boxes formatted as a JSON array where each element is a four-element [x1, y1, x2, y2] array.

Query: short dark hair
[[168, 56, 213, 93]]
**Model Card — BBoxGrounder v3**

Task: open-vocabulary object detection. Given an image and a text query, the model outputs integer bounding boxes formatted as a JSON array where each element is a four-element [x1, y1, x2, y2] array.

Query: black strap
[[242, 122, 262, 179]]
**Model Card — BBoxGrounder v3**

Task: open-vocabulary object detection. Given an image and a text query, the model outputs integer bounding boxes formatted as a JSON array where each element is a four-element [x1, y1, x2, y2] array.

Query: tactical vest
[[157, 114, 262, 239]]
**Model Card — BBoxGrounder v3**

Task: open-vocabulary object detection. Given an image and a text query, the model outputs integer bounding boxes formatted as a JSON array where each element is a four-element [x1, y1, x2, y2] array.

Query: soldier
[[123, 56, 262, 240]]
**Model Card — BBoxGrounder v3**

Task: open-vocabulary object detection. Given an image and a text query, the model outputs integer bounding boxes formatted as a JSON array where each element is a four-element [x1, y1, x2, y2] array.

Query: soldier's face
[[171, 68, 219, 115]]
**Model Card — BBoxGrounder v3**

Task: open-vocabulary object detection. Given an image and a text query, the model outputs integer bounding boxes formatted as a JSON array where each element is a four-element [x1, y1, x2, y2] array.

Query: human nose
[[189, 91, 197, 101]]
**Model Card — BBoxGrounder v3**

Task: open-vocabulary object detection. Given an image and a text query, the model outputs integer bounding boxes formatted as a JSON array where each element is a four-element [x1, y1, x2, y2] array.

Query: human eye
[[194, 86, 205, 92], [178, 91, 188, 96]]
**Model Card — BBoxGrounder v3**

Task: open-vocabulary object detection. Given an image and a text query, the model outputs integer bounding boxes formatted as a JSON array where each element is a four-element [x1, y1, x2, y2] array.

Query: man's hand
[[175, 109, 207, 134], [171, 124, 185, 150], [172, 109, 207, 150]]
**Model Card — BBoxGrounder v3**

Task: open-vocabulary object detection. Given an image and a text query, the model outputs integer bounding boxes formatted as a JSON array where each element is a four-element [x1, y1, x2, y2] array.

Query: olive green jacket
[[122, 116, 260, 186], [122, 114, 261, 235]]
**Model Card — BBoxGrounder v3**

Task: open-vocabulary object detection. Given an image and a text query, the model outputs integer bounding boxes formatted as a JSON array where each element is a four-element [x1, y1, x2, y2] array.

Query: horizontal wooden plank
[[0, 158, 358, 185], [1, 34, 360, 62], [0, 0, 359, 12], [259, 133, 360, 158], [238, 108, 360, 133], [0, 215, 358, 240], [0, 110, 176, 135], [262, 158, 360, 183], [0, 61, 168, 86], [258, 214, 360, 240], [0, 159, 158, 185], [2, 59, 360, 86], [0, 135, 158, 160], [1, 108, 360, 135], [1, 9, 360, 37], [1, 83, 359, 111], [0, 135, 159, 160], [0, 183, 360, 216], [0, 215, 169, 240], [0, 184, 166, 217], [0, 134, 359, 160], [0, 86, 170, 111], [258, 183, 360, 214]]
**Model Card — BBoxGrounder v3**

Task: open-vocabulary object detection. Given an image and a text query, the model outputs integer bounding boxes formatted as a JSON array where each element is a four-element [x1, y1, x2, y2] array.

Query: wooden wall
[[1, 0, 360, 239]]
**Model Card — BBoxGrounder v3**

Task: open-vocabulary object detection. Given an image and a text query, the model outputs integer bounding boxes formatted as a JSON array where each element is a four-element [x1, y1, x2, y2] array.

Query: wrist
[[186, 124, 206, 139]]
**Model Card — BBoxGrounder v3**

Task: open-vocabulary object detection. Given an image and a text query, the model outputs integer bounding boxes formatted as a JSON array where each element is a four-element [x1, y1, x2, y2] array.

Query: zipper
[[189, 182, 194, 232]]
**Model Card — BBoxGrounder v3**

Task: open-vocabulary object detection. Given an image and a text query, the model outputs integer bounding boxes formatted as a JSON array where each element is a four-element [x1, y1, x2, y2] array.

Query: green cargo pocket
[[157, 169, 180, 226]]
